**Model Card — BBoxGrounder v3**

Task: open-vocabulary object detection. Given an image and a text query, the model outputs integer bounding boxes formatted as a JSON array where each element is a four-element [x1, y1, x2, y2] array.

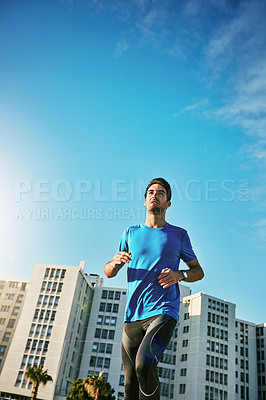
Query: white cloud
[[173, 98, 210, 117], [114, 39, 130, 59]]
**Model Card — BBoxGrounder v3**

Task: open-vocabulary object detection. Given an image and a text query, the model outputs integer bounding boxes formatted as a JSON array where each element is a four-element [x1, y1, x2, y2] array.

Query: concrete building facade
[[0, 279, 30, 374], [257, 323, 266, 400], [0, 262, 94, 400]]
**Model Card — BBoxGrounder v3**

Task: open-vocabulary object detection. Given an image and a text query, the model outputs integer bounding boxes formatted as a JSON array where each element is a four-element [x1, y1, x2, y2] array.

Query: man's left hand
[[158, 268, 182, 289]]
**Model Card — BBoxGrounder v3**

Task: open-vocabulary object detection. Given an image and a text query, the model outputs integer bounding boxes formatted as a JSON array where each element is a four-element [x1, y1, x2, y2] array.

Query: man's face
[[144, 183, 171, 214]]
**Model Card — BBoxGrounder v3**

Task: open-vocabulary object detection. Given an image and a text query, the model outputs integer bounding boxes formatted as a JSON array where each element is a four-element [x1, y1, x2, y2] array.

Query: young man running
[[104, 178, 204, 400]]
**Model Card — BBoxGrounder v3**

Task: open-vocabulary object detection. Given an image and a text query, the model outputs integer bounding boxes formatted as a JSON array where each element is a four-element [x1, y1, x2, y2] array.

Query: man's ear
[[166, 200, 171, 209]]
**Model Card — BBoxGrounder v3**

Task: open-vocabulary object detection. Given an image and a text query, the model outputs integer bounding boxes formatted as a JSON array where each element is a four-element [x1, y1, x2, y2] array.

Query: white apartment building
[[0, 262, 95, 400], [78, 283, 191, 400], [79, 285, 128, 399], [257, 323, 266, 400], [234, 318, 257, 400], [172, 292, 258, 400], [0, 279, 30, 374], [0, 263, 264, 400]]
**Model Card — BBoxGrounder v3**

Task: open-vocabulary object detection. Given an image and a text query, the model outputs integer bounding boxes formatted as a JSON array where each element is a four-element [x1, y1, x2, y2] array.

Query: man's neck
[[144, 213, 167, 228]]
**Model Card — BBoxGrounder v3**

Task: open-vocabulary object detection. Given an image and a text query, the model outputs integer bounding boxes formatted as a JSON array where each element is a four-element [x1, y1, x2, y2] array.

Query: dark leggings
[[121, 314, 177, 400]]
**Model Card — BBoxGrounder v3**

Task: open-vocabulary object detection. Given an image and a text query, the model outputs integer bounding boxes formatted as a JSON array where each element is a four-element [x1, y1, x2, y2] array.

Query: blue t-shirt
[[117, 223, 197, 322]]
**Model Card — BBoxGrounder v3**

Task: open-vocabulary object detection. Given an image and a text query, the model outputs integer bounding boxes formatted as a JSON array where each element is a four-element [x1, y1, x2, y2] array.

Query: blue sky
[[0, 0, 265, 324]]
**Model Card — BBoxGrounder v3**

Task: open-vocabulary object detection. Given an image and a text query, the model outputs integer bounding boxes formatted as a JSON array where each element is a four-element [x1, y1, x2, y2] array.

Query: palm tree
[[25, 365, 53, 400], [84, 371, 114, 400]]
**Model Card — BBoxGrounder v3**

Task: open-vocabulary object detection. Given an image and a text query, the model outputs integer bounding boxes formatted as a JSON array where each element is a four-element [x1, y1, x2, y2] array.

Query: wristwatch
[[180, 270, 188, 281]]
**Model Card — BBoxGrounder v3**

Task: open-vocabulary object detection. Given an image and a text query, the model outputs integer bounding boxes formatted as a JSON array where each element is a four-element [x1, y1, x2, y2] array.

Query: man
[[104, 178, 204, 400]]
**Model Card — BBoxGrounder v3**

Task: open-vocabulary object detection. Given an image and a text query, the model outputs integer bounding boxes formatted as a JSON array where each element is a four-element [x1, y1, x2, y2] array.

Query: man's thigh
[[137, 314, 177, 363]]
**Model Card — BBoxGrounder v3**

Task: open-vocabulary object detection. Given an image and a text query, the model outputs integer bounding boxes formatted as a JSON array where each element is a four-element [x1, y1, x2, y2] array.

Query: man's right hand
[[104, 252, 132, 278], [112, 251, 132, 267]]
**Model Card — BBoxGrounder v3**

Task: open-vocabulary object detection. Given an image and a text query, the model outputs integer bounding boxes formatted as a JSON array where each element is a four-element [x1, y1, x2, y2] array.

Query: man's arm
[[182, 258, 204, 282], [104, 251, 132, 278], [158, 259, 204, 289]]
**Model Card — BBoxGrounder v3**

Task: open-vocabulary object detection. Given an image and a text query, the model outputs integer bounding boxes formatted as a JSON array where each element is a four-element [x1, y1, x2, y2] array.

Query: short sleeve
[[116, 228, 129, 253], [180, 231, 197, 262]]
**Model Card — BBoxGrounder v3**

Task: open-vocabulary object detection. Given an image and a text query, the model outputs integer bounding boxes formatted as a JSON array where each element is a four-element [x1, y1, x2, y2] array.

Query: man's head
[[144, 178, 171, 215], [145, 178, 172, 201]]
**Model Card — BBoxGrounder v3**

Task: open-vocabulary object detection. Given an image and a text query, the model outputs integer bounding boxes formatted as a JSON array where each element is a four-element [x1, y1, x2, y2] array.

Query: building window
[[37, 341, 43, 354], [97, 357, 103, 368], [106, 344, 113, 354], [57, 283, 63, 293], [15, 371, 23, 387], [90, 356, 96, 367], [182, 340, 188, 347], [161, 383, 169, 397], [54, 296, 59, 308], [95, 329, 101, 338], [20, 355, 27, 369], [16, 294, 24, 303], [47, 325, 53, 338], [33, 356, 40, 368], [99, 343, 106, 353], [60, 269, 66, 280], [99, 303, 105, 312], [104, 358, 111, 368], [0, 345, 7, 356], [181, 354, 187, 362], [43, 296, 48, 307], [31, 340, 38, 352], [102, 290, 108, 299], [119, 375, 125, 386], [7, 319, 16, 328], [180, 368, 187, 376], [115, 291, 121, 300], [92, 342, 99, 352], [102, 329, 108, 339], [51, 282, 57, 293], [3, 332, 11, 342], [12, 306, 20, 316], [206, 370, 209, 381], [106, 303, 112, 312], [113, 304, 119, 313], [179, 384, 186, 394], [109, 330, 115, 340], [48, 297, 54, 308]]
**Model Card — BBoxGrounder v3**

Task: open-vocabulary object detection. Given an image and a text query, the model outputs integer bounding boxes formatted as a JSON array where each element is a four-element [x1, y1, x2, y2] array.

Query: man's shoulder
[[123, 224, 142, 235], [126, 224, 142, 231], [166, 223, 187, 237]]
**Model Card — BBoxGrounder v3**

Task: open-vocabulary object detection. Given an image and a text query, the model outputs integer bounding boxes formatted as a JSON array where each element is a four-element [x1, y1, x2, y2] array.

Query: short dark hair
[[145, 178, 172, 201]]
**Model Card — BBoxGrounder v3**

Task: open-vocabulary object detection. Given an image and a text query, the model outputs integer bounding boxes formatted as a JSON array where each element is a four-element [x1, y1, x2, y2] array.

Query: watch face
[[183, 271, 188, 279]]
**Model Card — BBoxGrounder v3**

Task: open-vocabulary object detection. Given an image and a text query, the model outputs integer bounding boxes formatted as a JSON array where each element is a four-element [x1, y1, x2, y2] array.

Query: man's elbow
[[104, 263, 116, 279], [198, 268, 204, 281]]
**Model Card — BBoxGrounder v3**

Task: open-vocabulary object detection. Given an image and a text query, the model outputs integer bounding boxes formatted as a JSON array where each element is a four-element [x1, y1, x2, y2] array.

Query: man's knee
[[135, 359, 152, 387]]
